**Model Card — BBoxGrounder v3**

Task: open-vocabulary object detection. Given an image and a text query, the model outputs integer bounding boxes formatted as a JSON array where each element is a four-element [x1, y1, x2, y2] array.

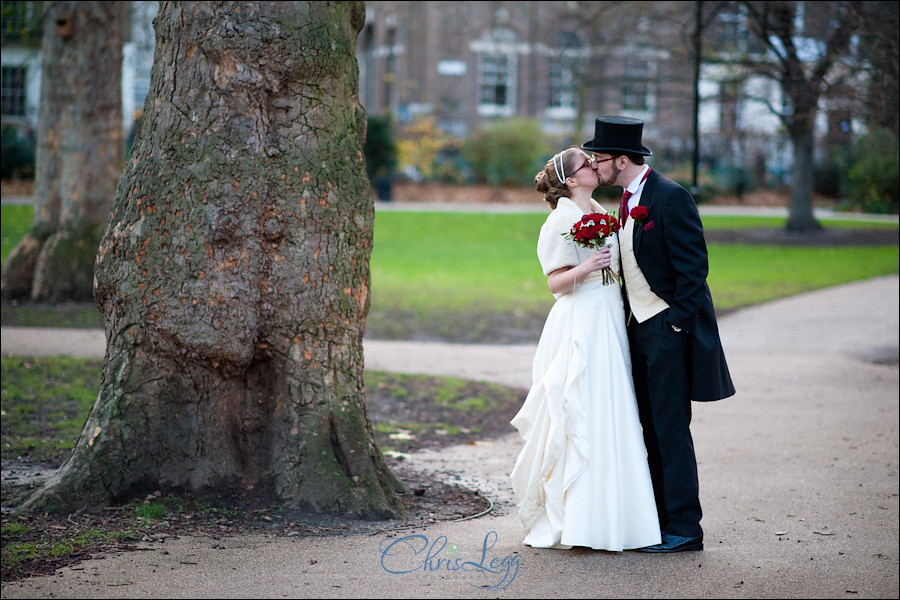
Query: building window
[[473, 28, 518, 117], [716, 8, 765, 56], [479, 54, 510, 107], [622, 57, 650, 112], [383, 22, 398, 113], [717, 12, 746, 53], [548, 32, 584, 115], [1, 65, 27, 117], [548, 60, 574, 109], [0, 1, 43, 44], [357, 21, 375, 109]]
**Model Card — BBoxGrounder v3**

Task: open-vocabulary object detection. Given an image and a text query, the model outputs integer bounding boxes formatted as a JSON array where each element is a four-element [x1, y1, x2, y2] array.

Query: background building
[[4, 1, 888, 193], [358, 1, 699, 165]]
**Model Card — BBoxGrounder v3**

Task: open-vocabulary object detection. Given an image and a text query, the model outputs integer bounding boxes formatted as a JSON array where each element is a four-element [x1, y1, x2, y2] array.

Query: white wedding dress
[[510, 197, 661, 551]]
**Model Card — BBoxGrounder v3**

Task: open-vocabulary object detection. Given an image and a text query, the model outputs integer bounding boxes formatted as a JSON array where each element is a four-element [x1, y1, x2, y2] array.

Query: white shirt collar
[[625, 165, 651, 196]]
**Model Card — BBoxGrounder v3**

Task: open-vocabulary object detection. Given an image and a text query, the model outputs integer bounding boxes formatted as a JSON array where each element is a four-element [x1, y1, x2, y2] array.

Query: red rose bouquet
[[562, 212, 620, 285]]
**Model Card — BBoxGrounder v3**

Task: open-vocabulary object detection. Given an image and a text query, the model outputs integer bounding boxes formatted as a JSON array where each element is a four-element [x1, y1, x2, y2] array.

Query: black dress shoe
[[637, 533, 703, 553]]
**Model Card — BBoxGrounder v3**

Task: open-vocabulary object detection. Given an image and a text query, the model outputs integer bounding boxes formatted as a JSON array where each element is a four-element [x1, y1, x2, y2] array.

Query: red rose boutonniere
[[562, 212, 620, 285], [630, 206, 649, 225]]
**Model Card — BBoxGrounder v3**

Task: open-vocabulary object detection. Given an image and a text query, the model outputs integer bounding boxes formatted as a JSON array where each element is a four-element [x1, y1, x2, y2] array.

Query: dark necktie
[[620, 169, 650, 227], [620, 190, 632, 227]]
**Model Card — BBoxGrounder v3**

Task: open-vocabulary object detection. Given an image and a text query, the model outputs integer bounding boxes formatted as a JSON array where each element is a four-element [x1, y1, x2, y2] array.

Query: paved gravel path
[[2, 275, 898, 599]]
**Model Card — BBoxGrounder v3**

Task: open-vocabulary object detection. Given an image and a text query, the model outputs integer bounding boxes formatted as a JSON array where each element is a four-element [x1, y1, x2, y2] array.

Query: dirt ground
[[0, 374, 527, 583], [0, 460, 496, 582]]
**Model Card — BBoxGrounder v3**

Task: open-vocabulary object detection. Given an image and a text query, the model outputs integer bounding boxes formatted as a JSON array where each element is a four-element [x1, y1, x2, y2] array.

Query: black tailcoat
[[627, 170, 735, 402]]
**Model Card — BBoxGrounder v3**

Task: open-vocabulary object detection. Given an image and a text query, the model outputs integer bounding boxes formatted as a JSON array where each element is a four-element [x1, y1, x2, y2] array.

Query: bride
[[510, 148, 660, 551]]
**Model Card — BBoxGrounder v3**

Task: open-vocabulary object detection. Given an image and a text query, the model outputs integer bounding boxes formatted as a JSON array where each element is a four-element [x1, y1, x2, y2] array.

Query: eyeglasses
[[591, 155, 616, 165], [571, 157, 593, 176]]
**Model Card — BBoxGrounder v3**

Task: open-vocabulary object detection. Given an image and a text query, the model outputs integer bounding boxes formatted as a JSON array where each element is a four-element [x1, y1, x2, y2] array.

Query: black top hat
[[582, 116, 652, 156]]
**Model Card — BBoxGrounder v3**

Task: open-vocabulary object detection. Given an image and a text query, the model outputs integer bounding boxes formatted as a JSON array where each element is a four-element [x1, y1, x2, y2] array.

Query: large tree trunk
[[20, 1, 404, 520], [0, 1, 124, 302]]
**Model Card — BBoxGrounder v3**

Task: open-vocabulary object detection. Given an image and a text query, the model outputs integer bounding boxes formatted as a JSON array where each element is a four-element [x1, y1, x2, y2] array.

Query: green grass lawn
[[1, 205, 32, 262], [2, 204, 898, 328], [370, 212, 551, 315], [706, 244, 898, 308], [369, 210, 898, 316], [0, 356, 104, 462]]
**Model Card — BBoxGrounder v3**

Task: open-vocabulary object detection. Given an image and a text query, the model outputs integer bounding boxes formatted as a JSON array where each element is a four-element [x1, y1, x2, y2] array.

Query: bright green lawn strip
[[370, 212, 549, 314], [1, 204, 33, 263], [700, 215, 899, 230], [370, 211, 898, 314], [3, 206, 898, 320], [708, 245, 899, 309]]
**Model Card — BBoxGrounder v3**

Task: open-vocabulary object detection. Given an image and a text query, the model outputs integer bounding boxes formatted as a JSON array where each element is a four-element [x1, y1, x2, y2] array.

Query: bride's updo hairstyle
[[535, 147, 587, 209]]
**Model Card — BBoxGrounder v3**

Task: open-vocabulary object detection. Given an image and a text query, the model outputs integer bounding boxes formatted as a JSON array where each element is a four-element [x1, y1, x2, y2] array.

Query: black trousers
[[628, 310, 703, 538]]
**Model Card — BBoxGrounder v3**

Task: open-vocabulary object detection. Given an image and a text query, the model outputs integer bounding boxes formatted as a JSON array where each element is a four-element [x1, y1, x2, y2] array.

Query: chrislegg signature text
[[379, 531, 519, 590]]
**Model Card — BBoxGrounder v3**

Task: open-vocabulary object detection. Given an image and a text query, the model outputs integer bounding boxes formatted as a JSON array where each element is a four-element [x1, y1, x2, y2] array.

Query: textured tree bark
[[21, 1, 404, 519], [0, 1, 125, 302]]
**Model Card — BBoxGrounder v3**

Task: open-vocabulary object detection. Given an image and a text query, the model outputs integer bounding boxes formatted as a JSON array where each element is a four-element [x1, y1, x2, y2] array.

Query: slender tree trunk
[[736, 1, 866, 233], [785, 121, 822, 232], [21, 1, 404, 520], [0, 1, 124, 302]]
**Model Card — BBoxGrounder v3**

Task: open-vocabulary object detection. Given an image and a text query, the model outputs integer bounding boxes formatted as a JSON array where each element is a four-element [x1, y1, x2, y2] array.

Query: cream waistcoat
[[619, 216, 669, 323]]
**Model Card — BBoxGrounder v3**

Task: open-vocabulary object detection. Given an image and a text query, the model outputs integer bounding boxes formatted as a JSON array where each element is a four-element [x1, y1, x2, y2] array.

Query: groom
[[584, 116, 735, 552]]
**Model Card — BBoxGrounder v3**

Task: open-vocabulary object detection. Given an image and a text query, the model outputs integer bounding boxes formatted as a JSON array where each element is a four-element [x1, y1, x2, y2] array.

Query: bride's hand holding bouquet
[[562, 212, 620, 285]]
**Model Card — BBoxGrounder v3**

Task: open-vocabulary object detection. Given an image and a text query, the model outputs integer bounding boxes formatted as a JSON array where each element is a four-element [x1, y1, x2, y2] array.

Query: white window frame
[[540, 31, 589, 121], [548, 56, 576, 113], [471, 29, 524, 117], [477, 53, 515, 116], [622, 56, 651, 112]]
